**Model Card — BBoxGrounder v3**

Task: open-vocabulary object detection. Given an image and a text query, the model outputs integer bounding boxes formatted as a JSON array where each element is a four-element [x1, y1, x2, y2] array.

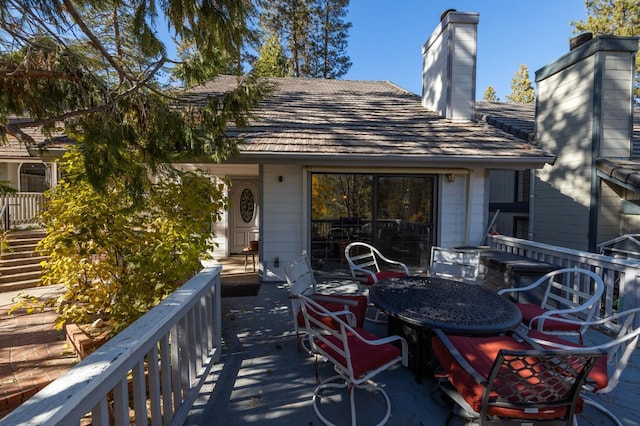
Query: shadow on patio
[[185, 276, 639, 426]]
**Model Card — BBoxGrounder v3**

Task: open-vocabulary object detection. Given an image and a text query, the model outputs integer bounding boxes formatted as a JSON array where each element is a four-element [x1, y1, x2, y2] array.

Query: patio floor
[[185, 278, 640, 426]]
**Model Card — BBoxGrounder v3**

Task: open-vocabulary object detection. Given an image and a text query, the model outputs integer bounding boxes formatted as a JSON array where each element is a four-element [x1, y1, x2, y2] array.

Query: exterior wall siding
[[449, 24, 476, 121], [600, 52, 634, 158], [597, 181, 622, 245], [439, 170, 487, 247], [261, 164, 304, 281], [534, 52, 595, 251]]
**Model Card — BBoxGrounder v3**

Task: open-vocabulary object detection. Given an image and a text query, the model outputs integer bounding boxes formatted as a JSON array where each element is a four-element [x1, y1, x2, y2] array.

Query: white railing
[[0, 266, 222, 426], [488, 235, 640, 323], [0, 193, 45, 229]]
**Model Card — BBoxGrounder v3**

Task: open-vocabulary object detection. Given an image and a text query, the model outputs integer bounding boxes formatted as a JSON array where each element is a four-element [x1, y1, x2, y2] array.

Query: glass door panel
[[376, 176, 434, 269]]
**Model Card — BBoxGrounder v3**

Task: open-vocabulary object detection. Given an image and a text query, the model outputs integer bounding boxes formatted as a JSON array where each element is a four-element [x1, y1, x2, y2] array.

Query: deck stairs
[[0, 229, 48, 292]]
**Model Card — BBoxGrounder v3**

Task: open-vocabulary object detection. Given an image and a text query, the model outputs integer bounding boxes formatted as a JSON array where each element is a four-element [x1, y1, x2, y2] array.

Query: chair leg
[[312, 375, 392, 426], [581, 395, 623, 426]]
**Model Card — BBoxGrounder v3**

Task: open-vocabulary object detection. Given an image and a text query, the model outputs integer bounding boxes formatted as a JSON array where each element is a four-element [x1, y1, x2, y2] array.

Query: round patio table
[[369, 276, 522, 378], [370, 276, 522, 334]]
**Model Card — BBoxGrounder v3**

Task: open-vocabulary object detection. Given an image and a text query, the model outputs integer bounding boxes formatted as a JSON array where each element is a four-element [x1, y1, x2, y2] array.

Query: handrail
[[0, 203, 7, 230], [0, 265, 222, 426]]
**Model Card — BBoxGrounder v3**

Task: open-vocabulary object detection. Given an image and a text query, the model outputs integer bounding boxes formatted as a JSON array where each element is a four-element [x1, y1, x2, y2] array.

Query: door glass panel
[[311, 174, 372, 268], [376, 176, 434, 269]]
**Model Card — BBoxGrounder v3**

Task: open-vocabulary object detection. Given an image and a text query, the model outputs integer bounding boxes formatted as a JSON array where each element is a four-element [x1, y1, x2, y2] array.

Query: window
[[513, 217, 529, 239], [515, 170, 530, 203]]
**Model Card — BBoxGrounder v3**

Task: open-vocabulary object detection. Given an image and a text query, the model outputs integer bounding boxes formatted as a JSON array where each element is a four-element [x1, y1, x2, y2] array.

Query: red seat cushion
[[517, 303, 582, 332], [317, 327, 401, 378], [363, 270, 408, 285], [527, 329, 608, 390], [296, 295, 368, 329], [432, 334, 584, 419]]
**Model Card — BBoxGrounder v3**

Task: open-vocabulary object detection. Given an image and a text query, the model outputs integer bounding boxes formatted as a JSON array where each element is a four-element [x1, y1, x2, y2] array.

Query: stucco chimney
[[535, 36, 638, 159], [422, 10, 479, 122]]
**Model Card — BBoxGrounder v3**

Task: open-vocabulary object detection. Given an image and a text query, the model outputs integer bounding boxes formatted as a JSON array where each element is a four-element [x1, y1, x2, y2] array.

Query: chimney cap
[[440, 9, 457, 21], [570, 32, 593, 51]]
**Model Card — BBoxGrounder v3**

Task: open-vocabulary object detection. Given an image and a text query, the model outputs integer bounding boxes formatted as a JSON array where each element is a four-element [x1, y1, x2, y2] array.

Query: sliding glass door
[[310, 173, 436, 272]]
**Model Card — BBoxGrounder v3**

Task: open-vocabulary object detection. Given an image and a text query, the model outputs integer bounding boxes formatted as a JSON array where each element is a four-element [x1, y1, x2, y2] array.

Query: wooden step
[[0, 270, 42, 285], [0, 256, 48, 269], [0, 229, 46, 293], [0, 277, 42, 292]]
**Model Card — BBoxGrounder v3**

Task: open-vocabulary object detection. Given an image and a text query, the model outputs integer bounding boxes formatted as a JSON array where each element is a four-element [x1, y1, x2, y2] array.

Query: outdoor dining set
[[284, 242, 640, 426]]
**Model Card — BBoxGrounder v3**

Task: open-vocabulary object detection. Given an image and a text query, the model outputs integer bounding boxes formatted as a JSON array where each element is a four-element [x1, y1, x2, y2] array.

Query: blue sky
[[343, 0, 588, 100]]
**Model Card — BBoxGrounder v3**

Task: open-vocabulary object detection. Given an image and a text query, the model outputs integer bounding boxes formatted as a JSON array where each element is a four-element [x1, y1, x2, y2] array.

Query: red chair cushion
[[527, 329, 608, 390], [317, 327, 401, 378], [517, 303, 582, 332], [296, 295, 368, 329], [363, 270, 408, 285], [431, 334, 584, 419]]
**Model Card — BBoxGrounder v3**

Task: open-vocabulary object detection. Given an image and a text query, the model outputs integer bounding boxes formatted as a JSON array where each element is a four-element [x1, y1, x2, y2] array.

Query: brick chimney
[[422, 10, 479, 122]]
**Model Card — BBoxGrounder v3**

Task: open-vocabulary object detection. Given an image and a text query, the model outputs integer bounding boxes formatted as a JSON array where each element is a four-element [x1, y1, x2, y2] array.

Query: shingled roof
[[475, 101, 640, 192], [188, 76, 555, 169]]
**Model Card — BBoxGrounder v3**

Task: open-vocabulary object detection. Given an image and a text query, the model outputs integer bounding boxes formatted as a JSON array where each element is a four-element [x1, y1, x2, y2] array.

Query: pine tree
[[309, 0, 352, 78], [257, 0, 351, 78], [506, 64, 535, 103], [483, 86, 500, 102], [572, 0, 640, 103], [253, 34, 290, 77]]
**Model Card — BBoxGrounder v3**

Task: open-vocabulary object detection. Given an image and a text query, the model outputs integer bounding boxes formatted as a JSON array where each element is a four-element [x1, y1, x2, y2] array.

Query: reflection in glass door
[[310, 173, 435, 271], [376, 176, 434, 268]]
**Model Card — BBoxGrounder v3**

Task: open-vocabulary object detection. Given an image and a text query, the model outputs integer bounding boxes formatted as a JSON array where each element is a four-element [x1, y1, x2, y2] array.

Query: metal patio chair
[[431, 328, 603, 425], [285, 254, 367, 352], [497, 268, 604, 343], [528, 307, 640, 426], [297, 294, 408, 426], [429, 246, 480, 284], [344, 241, 410, 323]]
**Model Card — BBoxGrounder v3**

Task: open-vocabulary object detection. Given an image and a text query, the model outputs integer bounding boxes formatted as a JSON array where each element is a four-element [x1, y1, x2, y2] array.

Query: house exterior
[[0, 10, 556, 280], [182, 11, 554, 281], [477, 34, 640, 253]]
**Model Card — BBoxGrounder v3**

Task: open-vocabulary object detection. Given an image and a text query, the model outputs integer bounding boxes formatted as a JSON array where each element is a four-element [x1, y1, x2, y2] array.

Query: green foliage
[[0, 0, 268, 200], [572, 0, 640, 103], [10, 147, 228, 334], [253, 34, 290, 77], [257, 0, 351, 78], [482, 86, 500, 102], [506, 64, 535, 103]]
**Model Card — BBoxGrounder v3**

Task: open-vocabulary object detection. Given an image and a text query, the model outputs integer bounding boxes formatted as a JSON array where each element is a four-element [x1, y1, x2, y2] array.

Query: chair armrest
[[529, 306, 595, 333], [378, 256, 410, 274], [311, 295, 358, 307], [350, 331, 409, 367]]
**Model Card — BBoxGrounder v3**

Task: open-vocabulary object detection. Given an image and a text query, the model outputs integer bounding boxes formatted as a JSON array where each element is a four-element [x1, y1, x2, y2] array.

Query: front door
[[230, 179, 259, 254]]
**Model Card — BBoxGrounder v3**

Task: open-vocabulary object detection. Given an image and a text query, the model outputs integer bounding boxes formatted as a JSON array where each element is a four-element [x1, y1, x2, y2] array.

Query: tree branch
[[10, 56, 168, 132], [61, 0, 134, 85], [0, 68, 83, 81]]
